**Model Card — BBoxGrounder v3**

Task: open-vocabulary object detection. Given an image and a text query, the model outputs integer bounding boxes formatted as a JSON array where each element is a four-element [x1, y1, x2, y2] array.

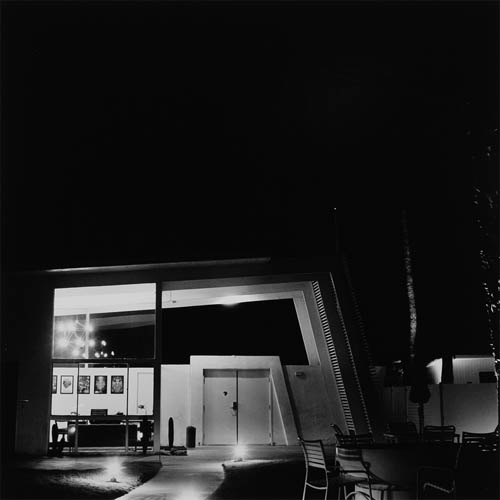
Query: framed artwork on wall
[[78, 375, 90, 394], [94, 375, 107, 394], [61, 375, 74, 394], [110, 375, 124, 394], [52, 375, 57, 394]]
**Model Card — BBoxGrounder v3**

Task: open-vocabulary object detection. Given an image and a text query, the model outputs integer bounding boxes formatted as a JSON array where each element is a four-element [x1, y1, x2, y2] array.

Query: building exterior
[[6, 256, 385, 455]]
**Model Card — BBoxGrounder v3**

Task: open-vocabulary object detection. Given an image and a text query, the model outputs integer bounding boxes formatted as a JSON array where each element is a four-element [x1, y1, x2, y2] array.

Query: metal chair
[[384, 421, 419, 444], [336, 446, 412, 500], [337, 433, 374, 447], [417, 444, 462, 499], [331, 424, 374, 447], [299, 439, 363, 500], [418, 431, 499, 499], [332, 423, 346, 437], [423, 425, 459, 443], [461, 430, 499, 450]]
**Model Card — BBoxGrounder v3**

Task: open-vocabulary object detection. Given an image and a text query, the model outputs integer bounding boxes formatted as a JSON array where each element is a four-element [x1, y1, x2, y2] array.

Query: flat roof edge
[[39, 257, 272, 275]]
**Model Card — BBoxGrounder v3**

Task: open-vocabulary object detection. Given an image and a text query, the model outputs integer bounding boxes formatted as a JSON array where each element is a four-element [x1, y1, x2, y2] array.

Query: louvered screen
[[312, 280, 355, 431]]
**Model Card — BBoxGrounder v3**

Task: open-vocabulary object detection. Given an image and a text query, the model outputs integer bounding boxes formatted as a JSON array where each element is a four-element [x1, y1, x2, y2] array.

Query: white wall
[[189, 356, 296, 445], [442, 383, 497, 434], [159, 360, 336, 447], [383, 383, 497, 435], [452, 356, 495, 384], [51, 366, 153, 417], [161, 365, 190, 447], [285, 365, 335, 443]]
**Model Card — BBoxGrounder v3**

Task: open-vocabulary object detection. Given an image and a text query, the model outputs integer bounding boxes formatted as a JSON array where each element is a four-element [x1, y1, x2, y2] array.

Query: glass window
[[53, 284, 155, 360]]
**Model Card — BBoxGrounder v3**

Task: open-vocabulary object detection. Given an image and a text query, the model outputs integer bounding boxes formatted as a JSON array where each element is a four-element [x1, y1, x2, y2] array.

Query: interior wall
[[51, 366, 153, 416], [161, 365, 190, 447]]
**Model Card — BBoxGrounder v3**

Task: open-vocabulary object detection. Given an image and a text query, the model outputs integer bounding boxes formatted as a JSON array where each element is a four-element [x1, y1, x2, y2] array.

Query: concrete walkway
[[117, 445, 307, 500], [12, 445, 311, 500]]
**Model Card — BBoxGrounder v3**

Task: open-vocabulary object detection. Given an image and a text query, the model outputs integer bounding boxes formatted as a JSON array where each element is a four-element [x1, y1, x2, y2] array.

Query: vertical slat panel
[[312, 281, 355, 431]]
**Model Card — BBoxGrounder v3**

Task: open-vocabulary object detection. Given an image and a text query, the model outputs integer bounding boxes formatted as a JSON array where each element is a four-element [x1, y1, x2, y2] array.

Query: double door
[[203, 369, 271, 445]]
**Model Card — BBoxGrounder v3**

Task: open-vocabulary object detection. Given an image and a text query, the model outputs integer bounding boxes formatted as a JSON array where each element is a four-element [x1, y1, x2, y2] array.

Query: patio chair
[[461, 430, 499, 451], [332, 423, 346, 436], [417, 443, 462, 499], [423, 425, 459, 444], [299, 439, 363, 500], [331, 424, 374, 447], [336, 446, 413, 500], [384, 421, 419, 444], [418, 432, 499, 499]]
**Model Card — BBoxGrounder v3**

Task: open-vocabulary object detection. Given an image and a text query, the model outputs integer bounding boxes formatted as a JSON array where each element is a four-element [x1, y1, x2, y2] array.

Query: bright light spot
[[175, 487, 205, 500], [57, 338, 69, 348], [68, 426, 76, 435], [106, 457, 122, 483], [101, 340, 107, 346], [103, 353, 108, 358], [89, 339, 96, 347], [95, 352, 100, 358], [71, 348, 80, 357], [111, 351, 115, 356], [219, 296, 241, 306], [233, 444, 247, 461]]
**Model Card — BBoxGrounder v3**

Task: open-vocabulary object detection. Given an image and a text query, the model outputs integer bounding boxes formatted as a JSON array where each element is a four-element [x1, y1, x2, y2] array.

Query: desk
[[67, 423, 138, 447]]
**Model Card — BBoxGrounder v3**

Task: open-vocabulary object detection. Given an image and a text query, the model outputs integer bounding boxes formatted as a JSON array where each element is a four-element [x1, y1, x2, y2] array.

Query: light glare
[[234, 444, 247, 461]]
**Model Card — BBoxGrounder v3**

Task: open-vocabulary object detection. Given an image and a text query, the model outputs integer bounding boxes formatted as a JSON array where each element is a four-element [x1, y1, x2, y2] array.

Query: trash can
[[186, 426, 196, 448]]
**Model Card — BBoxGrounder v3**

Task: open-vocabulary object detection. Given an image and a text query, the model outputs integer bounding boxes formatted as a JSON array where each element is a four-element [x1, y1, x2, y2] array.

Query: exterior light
[[103, 353, 108, 358], [233, 444, 246, 461], [101, 340, 107, 346], [106, 457, 122, 483], [176, 488, 204, 500], [220, 297, 241, 306], [111, 351, 115, 356], [95, 352, 100, 358], [57, 338, 69, 348]]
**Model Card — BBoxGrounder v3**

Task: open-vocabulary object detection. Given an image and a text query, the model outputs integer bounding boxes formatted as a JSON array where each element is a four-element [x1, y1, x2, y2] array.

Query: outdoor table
[[336, 443, 458, 500], [336, 442, 498, 500]]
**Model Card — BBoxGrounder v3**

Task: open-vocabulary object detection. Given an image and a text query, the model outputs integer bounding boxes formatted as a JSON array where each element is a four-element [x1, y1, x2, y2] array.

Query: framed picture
[[94, 375, 107, 394], [110, 375, 124, 394], [60, 375, 74, 394], [78, 375, 90, 394], [52, 375, 57, 394]]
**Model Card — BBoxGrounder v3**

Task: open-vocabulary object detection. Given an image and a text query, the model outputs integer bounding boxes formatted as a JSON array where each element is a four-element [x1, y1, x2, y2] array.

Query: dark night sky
[[1, 1, 498, 363]]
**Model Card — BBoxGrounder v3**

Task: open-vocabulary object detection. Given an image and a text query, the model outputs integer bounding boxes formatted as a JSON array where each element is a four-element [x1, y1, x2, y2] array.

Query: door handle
[[232, 401, 238, 411]]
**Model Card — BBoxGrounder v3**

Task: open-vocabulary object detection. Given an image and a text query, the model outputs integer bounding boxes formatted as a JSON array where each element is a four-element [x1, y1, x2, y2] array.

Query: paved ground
[[10, 445, 319, 500], [118, 446, 309, 500]]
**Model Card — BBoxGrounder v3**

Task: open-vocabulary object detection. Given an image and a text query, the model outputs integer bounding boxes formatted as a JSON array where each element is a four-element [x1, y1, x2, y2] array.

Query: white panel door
[[237, 369, 270, 444], [137, 372, 154, 415], [204, 370, 237, 445]]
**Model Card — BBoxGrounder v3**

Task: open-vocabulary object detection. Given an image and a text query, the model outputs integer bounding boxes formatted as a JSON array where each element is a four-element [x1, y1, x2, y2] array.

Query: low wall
[[383, 383, 497, 435]]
